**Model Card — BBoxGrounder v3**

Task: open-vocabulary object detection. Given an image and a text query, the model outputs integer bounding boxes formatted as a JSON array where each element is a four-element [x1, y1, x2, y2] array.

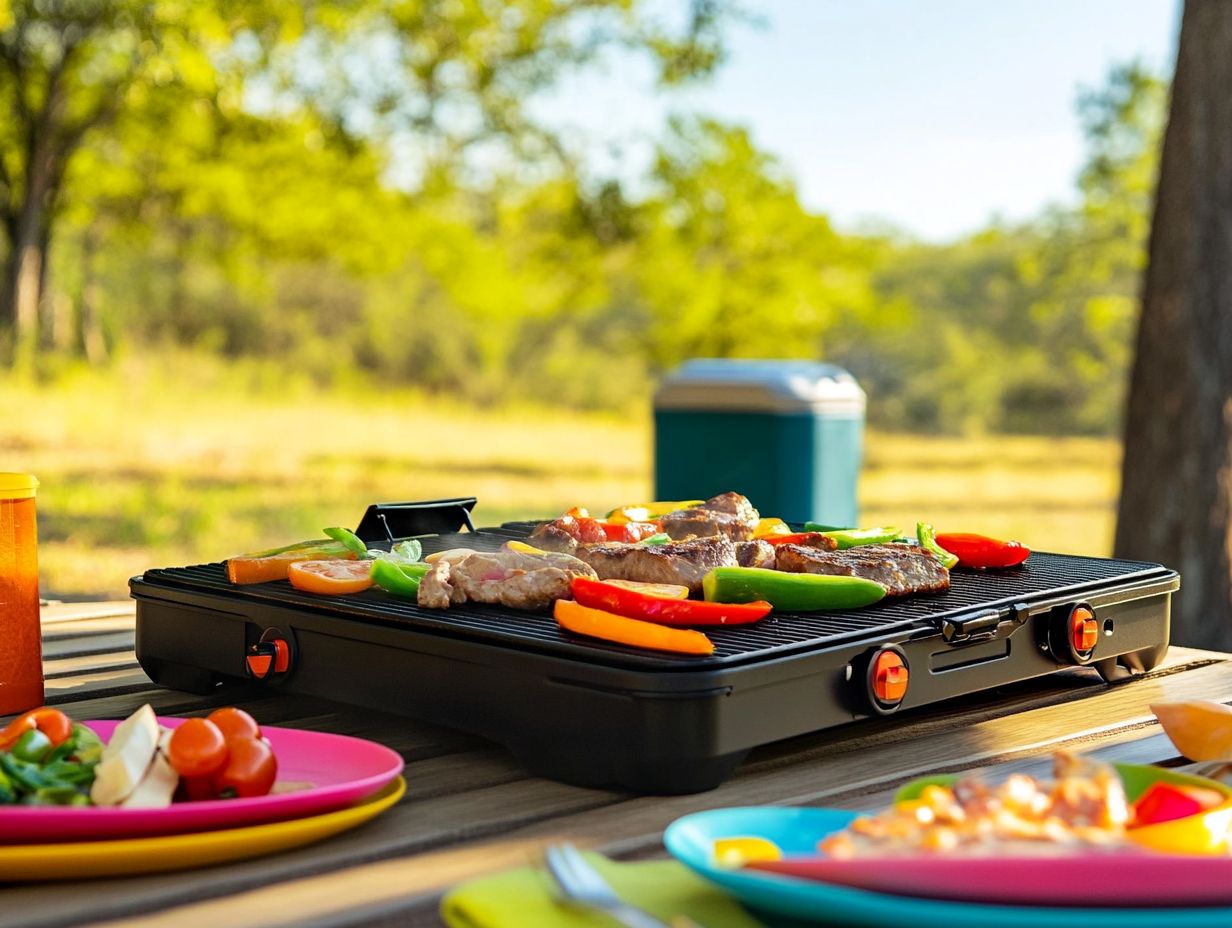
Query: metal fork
[[542, 842, 677, 928]]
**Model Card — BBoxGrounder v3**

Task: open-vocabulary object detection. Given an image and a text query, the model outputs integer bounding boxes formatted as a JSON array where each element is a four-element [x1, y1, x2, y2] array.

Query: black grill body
[[131, 519, 1176, 794]]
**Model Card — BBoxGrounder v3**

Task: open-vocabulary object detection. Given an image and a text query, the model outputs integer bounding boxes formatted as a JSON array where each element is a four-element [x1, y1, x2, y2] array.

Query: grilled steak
[[660, 491, 760, 541], [418, 548, 596, 610], [526, 515, 608, 554], [578, 535, 736, 594], [775, 543, 950, 596], [526, 521, 579, 554], [735, 539, 777, 569]]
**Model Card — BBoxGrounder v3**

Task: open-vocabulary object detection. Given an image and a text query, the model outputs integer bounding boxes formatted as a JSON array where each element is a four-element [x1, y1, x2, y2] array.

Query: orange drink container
[[0, 473, 43, 714]]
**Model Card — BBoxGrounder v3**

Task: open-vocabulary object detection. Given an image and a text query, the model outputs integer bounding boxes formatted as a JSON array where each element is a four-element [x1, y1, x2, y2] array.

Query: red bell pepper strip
[[1130, 782, 1226, 826], [934, 532, 1031, 568], [0, 707, 73, 750], [571, 576, 772, 625]]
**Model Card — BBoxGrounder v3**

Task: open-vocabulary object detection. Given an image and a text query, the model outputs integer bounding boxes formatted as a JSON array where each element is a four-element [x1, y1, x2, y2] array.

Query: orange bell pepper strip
[[553, 599, 715, 655], [0, 706, 73, 750], [571, 577, 771, 626]]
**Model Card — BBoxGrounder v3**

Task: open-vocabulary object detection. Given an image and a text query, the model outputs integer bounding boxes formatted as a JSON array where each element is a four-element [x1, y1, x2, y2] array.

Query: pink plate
[[749, 851, 1232, 907], [2, 718, 404, 843]]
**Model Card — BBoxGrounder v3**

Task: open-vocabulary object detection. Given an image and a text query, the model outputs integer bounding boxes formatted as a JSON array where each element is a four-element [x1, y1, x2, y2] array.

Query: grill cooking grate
[[139, 525, 1169, 670]]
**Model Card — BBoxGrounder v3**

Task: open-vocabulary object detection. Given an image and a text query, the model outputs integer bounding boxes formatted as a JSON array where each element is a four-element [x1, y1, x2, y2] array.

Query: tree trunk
[[1113, 0, 1232, 648]]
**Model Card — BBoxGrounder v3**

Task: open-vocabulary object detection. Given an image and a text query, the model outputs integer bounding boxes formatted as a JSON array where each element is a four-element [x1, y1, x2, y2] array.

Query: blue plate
[[663, 806, 1232, 927]]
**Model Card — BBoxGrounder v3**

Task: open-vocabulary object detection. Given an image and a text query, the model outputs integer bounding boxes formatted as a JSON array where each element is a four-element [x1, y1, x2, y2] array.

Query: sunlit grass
[[2, 356, 1121, 599]]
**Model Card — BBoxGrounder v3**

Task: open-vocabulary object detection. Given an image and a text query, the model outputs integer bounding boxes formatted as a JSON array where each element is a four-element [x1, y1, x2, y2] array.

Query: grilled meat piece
[[775, 543, 950, 596], [417, 548, 596, 611], [735, 539, 777, 569], [660, 491, 760, 541], [578, 535, 736, 594], [526, 521, 579, 555], [526, 514, 607, 554]]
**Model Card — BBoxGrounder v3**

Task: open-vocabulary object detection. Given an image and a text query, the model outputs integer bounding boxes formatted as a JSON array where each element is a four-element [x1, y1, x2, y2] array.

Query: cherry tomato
[[216, 736, 277, 799], [178, 773, 221, 802], [287, 558, 374, 595], [0, 707, 73, 749], [207, 706, 261, 741], [167, 718, 229, 778]]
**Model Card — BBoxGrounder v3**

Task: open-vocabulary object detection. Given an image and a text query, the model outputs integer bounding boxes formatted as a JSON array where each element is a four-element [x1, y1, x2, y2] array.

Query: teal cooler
[[653, 359, 865, 526]]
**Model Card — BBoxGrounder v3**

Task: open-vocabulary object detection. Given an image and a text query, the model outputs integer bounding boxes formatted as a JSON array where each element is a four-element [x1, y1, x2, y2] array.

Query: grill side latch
[[940, 609, 1023, 644]]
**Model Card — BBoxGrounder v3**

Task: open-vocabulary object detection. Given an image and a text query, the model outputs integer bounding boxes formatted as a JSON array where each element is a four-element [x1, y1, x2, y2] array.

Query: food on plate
[[818, 753, 1134, 859], [935, 532, 1031, 569], [226, 538, 358, 584], [660, 491, 761, 542], [417, 547, 597, 610], [1, 704, 281, 808], [571, 576, 772, 626], [713, 835, 784, 866], [0, 705, 74, 751], [212, 735, 278, 799], [207, 706, 262, 742], [287, 558, 376, 595], [702, 566, 887, 611], [0, 708, 100, 806], [91, 704, 162, 806], [1152, 699, 1232, 762], [166, 717, 229, 778], [1130, 781, 1226, 826], [553, 599, 715, 656], [802, 525, 903, 549], [120, 725, 178, 809], [915, 522, 959, 569], [774, 543, 949, 597]]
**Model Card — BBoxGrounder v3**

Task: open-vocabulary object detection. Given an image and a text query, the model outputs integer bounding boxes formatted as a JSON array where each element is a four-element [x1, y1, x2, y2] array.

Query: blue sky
[[533, 0, 1181, 242]]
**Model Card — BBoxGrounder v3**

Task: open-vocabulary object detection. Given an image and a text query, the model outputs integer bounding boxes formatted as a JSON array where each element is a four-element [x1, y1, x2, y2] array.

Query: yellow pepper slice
[[753, 517, 792, 538], [713, 836, 783, 867]]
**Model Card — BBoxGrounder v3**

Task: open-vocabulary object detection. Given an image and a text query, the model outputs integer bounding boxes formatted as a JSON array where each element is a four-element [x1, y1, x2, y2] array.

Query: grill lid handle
[[354, 497, 477, 543]]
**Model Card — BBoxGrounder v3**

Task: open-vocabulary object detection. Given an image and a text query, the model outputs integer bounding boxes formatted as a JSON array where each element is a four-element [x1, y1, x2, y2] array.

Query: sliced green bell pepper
[[803, 524, 903, 548], [702, 567, 886, 611], [917, 522, 959, 569], [370, 559, 430, 598]]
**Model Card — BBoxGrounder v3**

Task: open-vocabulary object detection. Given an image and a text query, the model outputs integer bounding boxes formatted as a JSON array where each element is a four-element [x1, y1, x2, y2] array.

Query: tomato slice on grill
[[287, 559, 375, 595]]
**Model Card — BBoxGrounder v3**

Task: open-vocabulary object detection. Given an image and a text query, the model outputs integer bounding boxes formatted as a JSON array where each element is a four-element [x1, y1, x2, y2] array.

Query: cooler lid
[[654, 359, 865, 415]]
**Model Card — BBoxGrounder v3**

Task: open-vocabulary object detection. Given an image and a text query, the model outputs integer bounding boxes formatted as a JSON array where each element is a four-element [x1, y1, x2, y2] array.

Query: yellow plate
[[0, 776, 405, 881]]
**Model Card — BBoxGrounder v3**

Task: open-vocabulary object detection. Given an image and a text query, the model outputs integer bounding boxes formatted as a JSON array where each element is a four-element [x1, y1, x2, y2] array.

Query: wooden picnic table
[[12, 600, 1232, 927]]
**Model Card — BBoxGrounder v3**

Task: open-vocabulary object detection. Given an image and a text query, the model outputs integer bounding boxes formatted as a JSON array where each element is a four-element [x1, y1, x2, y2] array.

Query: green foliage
[[0, 0, 1167, 436]]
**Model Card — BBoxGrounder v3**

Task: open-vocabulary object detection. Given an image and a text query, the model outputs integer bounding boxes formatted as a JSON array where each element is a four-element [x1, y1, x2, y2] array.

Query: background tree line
[[0, 1, 1165, 436]]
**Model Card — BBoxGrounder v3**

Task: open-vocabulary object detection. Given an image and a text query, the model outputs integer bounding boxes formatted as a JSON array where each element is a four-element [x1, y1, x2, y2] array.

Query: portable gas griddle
[[131, 498, 1178, 794]]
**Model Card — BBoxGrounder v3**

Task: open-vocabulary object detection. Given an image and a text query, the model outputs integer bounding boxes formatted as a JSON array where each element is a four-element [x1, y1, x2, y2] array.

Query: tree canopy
[[0, 2, 1166, 437]]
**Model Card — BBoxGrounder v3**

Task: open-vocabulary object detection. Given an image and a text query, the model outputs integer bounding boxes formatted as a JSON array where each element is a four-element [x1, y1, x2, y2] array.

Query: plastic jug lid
[[0, 473, 39, 499], [655, 359, 864, 414]]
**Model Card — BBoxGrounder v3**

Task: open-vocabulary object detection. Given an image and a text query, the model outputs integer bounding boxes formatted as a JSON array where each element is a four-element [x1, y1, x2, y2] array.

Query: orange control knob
[[871, 649, 909, 707], [246, 651, 273, 679], [271, 638, 290, 673], [1070, 605, 1099, 655]]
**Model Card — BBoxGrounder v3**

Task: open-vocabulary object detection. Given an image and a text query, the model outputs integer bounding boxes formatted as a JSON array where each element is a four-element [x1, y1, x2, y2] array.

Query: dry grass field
[[1, 357, 1121, 599]]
